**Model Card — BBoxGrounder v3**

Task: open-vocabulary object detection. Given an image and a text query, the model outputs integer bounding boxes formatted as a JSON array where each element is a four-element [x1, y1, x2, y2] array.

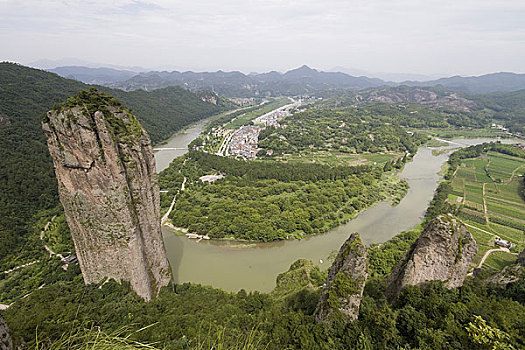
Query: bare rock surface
[[314, 233, 368, 323], [386, 215, 477, 301], [43, 89, 171, 300], [0, 112, 9, 127], [355, 87, 477, 112], [0, 315, 12, 350]]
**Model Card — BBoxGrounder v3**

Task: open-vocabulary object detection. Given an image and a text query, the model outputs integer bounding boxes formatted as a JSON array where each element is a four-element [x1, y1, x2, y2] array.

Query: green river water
[[154, 118, 517, 292]]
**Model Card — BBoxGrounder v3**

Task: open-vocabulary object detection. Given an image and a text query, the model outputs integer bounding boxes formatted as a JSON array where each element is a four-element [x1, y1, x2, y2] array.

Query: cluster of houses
[[253, 106, 293, 127], [228, 125, 261, 160]]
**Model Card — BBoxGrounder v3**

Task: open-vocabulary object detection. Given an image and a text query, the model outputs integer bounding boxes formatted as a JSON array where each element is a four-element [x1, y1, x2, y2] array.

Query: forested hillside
[[3, 243, 524, 349], [473, 90, 525, 135], [258, 107, 428, 155], [159, 151, 409, 241], [0, 62, 227, 271]]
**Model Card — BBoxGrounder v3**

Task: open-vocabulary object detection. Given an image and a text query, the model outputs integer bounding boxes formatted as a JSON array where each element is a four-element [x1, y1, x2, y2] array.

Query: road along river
[[156, 122, 519, 292]]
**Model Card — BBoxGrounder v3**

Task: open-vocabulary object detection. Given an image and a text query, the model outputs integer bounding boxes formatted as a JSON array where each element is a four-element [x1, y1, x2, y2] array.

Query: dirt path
[[40, 216, 65, 261], [463, 223, 496, 237], [2, 260, 38, 275], [486, 196, 525, 208], [477, 247, 511, 269], [162, 177, 186, 224], [1, 217, 60, 276], [482, 183, 490, 225], [506, 164, 524, 183]]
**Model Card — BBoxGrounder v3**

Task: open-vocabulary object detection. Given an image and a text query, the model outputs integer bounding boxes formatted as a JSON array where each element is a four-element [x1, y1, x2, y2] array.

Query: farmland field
[[452, 150, 525, 268]]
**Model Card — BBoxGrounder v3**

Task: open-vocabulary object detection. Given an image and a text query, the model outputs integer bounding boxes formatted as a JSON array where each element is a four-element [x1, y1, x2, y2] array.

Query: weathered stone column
[[314, 232, 368, 323], [43, 89, 171, 300]]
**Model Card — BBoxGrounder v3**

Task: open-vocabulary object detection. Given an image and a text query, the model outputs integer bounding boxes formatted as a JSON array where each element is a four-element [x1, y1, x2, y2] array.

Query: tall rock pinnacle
[[42, 89, 171, 300], [386, 215, 477, 302], [314, 233, 368, 323]]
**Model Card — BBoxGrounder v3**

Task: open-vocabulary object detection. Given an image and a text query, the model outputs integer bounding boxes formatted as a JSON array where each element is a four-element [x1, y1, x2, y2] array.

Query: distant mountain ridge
[[50, 65, 387, 97], [49, 66, 138, 84], [48, 64, 525, 96], [403, 72, 525, 94]]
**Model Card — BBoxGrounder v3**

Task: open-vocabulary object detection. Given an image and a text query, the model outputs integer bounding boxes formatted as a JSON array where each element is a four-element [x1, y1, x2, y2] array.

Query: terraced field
[[450, 151, 525, 268]]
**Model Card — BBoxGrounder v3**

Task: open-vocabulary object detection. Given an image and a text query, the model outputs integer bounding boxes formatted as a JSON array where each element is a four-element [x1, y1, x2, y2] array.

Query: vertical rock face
[[314, 233, 368, 323], [0, 315, 13, 350], [42, 89, 171, 300], [386, 215, 477, 302]]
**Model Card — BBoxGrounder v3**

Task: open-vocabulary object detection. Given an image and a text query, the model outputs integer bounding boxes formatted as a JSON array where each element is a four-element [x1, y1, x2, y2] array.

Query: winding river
[[155, 119, 517, 292]]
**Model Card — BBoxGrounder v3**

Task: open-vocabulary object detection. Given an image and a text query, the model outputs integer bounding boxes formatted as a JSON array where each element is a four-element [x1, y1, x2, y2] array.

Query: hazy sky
[[1, 0, 524, 76]]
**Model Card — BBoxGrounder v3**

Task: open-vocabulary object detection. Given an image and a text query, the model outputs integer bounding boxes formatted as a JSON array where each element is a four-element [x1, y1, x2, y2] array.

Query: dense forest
[[258, 107, 428, 155], [160, 151, 409, 241], [2, 227, 524, 349], [0, 63, 228, 272], [472, 90, 525, 135]]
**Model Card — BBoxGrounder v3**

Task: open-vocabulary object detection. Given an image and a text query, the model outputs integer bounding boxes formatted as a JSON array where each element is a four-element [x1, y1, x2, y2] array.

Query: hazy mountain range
[[46, 64, 525, 97]]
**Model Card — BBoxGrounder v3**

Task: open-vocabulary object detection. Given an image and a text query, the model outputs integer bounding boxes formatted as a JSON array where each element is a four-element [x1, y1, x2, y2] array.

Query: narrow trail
[[464, 223, 496, 237], [482, 183, 489, 225], [1, 216, 59, 276], [507, 164, 524, 183], [1, 217, 62, 309], [477, 247, 511, 269], [1, 260, 38, 275], [486, 196, 525, 208], [40, 215, 66, 261], [162, 177, 186, 224]]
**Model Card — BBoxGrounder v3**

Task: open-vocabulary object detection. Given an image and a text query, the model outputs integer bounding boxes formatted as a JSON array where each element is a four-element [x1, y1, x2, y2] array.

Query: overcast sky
[[1, 0, 524, 76]]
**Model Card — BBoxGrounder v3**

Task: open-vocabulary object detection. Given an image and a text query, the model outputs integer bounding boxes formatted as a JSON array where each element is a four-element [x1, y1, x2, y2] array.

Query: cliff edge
[[314, 233, 368, 323], [386, 215, 477, 301], [42, 89, 171, 300]]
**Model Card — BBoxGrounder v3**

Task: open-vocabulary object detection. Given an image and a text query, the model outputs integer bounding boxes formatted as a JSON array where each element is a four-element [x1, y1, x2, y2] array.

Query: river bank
[[158, 137, 520, 292], [154, 108, 248, 172]]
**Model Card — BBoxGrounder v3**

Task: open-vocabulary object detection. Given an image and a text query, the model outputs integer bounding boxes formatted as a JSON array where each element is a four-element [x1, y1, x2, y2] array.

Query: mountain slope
[[106, 65, 388, 96], [0, 62, 227, 270], [49, 66, 138, 84], [405, 72, 525, 94]]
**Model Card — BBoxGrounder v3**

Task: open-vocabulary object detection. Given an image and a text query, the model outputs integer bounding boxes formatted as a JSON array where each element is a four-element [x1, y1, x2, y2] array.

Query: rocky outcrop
[[314, 233, 368, 323], [42, 89, 171, 300], [0, 112, 9, 128], [355, 87, 477, 112], [0, 315, 12, 350], [485, 248, 525, 285], [272, 259, 325, 299], [386, 215, 477, 301]]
